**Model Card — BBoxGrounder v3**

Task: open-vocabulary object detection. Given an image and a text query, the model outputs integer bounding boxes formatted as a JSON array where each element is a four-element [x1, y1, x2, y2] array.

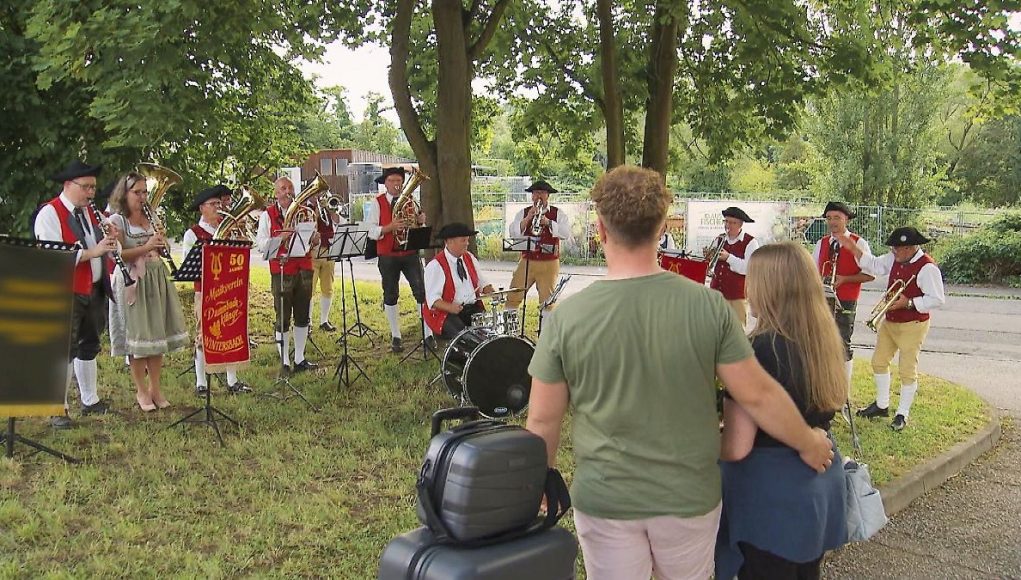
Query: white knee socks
[[293, 325, 309, 364], [226, 369, 239, 387], [73, 358, 99, 406], [897, 383, 919, 418], [845, 360, 854, 390], [320, 297, 332, 325], [384, 304, 401, 339], [874, 373, 892, 409]]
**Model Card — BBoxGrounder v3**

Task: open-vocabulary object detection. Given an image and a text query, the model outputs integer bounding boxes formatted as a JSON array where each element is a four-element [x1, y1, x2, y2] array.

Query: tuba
[[392, 167, 429, 250], [283, 172, 330, 230], [137, 162, 182, 274], [866, 275, 916, 332], [215, 186, 266, 240]]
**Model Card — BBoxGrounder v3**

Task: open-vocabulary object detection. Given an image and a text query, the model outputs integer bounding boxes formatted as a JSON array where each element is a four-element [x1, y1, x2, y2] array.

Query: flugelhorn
[[866, 275, 916, 332], [392, 167, 428, 250], [137, 162, 182, 274], [87, 201, 135, 287]]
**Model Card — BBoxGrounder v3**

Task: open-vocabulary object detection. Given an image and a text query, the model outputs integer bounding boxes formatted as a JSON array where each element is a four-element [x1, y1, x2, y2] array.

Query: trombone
[[865, 275, 916, 332]]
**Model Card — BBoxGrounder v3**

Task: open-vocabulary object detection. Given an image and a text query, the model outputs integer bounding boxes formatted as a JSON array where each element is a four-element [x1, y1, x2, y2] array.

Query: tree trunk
[[641, 1, 679, 177], [596, 0, 625, 169], [433, 0, 474, 232]]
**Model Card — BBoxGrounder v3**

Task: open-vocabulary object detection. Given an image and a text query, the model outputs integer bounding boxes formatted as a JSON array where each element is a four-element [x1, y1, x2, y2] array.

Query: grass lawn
[[0, 268, 989, 577]]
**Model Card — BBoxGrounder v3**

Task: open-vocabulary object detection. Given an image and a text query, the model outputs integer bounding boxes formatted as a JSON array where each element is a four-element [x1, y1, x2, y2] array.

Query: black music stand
[[168, 239, 247, 446], [502, 237, 555, 338], [262, 228, 318, 411], [318, 227, 371, 389], [339, 229, 379, 343], [397, 227, 440, 364]]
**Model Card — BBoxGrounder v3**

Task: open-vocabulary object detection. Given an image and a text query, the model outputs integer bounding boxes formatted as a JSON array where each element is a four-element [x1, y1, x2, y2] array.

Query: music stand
[[261, 228, 318, 411], [503, 237, 556, 338], [318, 226, 371, 389], [168, 239, 246, 446], [397, 227, 440, 364]]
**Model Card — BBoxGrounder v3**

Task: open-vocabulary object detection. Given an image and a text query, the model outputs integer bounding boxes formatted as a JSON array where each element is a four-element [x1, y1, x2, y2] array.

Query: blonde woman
[[716, 241, 848, 580], [107, 172, 189, 411]]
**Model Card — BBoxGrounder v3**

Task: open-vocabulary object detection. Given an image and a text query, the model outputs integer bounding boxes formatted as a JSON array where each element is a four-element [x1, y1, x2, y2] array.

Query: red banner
[[201, 243, 251, 372], [658, 252, 710, 284]]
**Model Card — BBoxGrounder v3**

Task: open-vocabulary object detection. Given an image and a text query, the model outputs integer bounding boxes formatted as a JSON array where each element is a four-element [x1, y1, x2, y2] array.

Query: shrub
[[931, 212, 1021, 286]]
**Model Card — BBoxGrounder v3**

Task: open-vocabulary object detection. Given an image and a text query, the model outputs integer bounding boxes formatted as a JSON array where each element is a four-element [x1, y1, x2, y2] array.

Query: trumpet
[[529, 200, 548, 237], [866, 275, 916, 332], [822, 240, 839, 313], [87, 201, 135, 287], [704, 234, 726, 281]]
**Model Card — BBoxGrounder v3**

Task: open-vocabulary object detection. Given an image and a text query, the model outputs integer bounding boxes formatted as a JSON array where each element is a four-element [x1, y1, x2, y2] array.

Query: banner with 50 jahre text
[[201, 243, 251, 373]]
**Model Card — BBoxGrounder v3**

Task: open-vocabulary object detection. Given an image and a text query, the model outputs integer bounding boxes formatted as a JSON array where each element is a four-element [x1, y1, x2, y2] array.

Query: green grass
[[0, 269, 988, 577]]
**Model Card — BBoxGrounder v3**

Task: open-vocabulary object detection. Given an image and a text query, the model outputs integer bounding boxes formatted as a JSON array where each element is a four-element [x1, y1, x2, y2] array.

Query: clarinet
[[140, 202, 178, 274], [87, 201, 135, 287]]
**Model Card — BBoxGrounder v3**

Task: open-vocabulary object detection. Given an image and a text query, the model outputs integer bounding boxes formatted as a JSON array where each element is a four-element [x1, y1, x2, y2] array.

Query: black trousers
[[271, 270, 313, 331], [738, 542, 822, 580], [69, 282, 107, 361], [440, 302, 484, 340], [829, 299, 857, 361], [378, 254, 425, 306]]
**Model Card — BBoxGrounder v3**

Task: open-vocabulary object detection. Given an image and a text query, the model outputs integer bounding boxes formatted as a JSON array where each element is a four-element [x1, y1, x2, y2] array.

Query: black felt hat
[[885, 227, 930, 247], [525, 180, 558, 194], [435, 222, 479, 240], [823, 201, 856, 220], [722, 206, 754, 223], [374, 166, 407, 185], [191, 185, 231, 211], [50, 160, 102, 182]]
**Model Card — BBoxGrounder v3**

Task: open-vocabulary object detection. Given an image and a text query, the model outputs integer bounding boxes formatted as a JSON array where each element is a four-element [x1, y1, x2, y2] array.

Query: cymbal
[[485, 287, 524, 297]]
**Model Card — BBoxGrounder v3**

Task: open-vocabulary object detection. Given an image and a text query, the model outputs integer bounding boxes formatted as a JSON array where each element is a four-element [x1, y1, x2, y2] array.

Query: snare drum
[[441, 327, 534, 419]]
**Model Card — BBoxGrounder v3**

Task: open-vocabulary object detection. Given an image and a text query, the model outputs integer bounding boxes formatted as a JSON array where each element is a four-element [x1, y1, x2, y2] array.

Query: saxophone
[[87, 201, 135, 287]]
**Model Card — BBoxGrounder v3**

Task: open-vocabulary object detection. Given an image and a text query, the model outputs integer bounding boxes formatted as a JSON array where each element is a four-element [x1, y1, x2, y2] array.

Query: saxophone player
[[505, 180, 571, 318], [813, 201, 874, 388], [708, 207, 760, 327], [837, 226, 945, 431]]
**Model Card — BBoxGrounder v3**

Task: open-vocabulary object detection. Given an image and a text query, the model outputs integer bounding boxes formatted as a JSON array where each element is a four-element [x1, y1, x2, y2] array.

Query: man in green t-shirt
[[526, 165, 835, 580]]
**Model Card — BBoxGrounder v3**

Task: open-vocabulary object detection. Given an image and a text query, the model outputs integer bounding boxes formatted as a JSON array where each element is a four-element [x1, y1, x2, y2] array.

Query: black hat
[[823, 201, 855, 220], [375, 166, 407, 185], [436, 222, 479, 240], [722, 206, 754, 223], [885, 227, 930, 247], [525, 180, 558, 194], [191, 185, 231, 211], [50, 160, 102, 182]]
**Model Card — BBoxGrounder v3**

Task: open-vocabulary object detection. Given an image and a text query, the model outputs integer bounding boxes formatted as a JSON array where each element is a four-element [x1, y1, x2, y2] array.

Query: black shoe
[[293, 360, 318, 373], [320, 321, 337, 332], [227, 381, 252, 394], [195, 385, 209, 396], [424, 336, 438, 352], [891, 414, 908, 431], [391, 337, 403, 353], [856, 401, 889, 419], [50, 415, 72, 429], [81, 400, 110, 415]]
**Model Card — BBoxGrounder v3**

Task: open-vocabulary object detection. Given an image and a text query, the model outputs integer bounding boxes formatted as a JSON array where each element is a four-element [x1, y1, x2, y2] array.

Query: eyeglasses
[[203, 200, 223, 208], [71, 180, 97, 192]]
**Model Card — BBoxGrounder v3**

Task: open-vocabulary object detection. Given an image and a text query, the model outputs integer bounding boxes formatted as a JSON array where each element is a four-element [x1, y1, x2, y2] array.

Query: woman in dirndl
[[107, 172, 189, 411]]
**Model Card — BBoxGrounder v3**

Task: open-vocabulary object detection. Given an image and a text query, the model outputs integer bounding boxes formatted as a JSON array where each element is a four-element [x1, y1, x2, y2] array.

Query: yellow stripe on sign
[[0, 404, 66, 418], [0, 297, 67, 314], [0, 280, 63, 296]]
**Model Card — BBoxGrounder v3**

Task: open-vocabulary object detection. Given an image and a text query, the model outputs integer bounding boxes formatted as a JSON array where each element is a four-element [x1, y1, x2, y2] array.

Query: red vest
[[375, 194, 416, 257], [265, 203, 312, 274], [710, 233, 753, 300], [818, 233, 865, 302], [422, 252, 482, 335], [316, 213, 334, 248], [523, 206, 561, 261], [885, 254, 935, 324], [48, 197, 100, 296], [190, 224, 214, 291]]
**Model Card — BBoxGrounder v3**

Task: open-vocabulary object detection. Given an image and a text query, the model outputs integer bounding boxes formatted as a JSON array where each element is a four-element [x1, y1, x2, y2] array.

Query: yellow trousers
[[872, 319, 930, 384], [311, 258, 334, 298], [505, 258, 560, 310]]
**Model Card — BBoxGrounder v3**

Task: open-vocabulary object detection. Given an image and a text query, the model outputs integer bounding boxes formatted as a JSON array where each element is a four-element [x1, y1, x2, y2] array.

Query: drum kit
[[441, 287, 535, 420]]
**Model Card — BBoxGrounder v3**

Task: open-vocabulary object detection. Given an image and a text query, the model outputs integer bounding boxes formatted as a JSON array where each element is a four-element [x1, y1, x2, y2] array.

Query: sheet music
[[287, 222, 316, 258]]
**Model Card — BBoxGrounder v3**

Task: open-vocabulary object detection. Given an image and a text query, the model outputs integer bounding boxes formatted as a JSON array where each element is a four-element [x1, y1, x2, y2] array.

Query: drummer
[[423, 222, 495, 340]]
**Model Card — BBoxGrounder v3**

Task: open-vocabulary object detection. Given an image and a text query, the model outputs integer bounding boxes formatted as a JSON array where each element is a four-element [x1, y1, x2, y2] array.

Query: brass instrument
[[392, 167, 429, 250], [704, 234, 726, 281], [866, 275, 916, 332], [87, 200, 135, 287], [529, 200, 548, 237], [137, 162, 182, 274], [822, 238, 840, 313], [282, 172, 330, 230], [215, 186, 266, 240]]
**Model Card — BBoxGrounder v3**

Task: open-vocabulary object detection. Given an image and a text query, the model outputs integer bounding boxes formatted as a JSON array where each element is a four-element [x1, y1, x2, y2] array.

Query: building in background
[[301, 149, 415, 202]]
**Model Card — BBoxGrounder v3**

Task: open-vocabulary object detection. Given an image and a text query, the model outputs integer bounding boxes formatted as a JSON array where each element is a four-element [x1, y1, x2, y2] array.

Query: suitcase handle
[[430, 407, 481, 437]]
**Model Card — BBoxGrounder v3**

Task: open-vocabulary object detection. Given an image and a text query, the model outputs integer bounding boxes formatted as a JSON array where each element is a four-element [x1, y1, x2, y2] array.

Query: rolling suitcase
[[377, 525, 578, 580]]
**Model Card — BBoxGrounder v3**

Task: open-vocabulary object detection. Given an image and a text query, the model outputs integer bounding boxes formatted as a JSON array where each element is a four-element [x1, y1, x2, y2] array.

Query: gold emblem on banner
[[211, 252, 223, 281]]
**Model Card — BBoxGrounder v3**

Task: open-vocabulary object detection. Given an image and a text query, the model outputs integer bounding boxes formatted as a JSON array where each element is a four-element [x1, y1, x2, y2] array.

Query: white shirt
[[425, 250, 490, 309], [659, 233, 677, 250], [181, 218, 217, 261], [812, 231, 871, 265], [510, 206, 571, 241], [856, 248, 946, 313], [722, 230, 759, 276], [34, 192, 101, 282], [364, 194, 398, 240]]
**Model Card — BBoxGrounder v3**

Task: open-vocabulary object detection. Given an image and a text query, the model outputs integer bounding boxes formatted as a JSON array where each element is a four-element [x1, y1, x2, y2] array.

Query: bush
[[931, 212, 1021, 286]]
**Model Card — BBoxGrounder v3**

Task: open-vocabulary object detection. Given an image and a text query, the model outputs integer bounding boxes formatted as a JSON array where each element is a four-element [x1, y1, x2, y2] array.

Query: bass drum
[[442, 327, 535, 419]]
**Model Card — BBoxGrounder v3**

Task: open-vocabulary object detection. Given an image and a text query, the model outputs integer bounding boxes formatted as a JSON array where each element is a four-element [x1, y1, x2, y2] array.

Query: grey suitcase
[[377, 525, 578, 580]]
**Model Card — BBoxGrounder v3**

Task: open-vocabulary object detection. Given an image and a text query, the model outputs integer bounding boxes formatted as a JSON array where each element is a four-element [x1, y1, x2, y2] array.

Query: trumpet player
[[837, 227, 945, 431], [365, 166, 431, 353], [34, 160, 119, 427], [813, 202, 874, 387], [708, 206, 760, 327], [506, 180, 570, 316]]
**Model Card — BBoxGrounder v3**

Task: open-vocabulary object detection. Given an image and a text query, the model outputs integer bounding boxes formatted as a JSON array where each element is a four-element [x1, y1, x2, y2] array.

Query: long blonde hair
[[746, 241, 847, 412]]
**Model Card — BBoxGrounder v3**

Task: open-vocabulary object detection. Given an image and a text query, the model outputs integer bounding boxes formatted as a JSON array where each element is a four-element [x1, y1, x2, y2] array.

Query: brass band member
[[838, 227, 946, 431], [813, 201, 874, 387], [422, 223, 494, 339], [255, 177, 318, 373], [365, 167, 432, 353], [505, 180, 570, 316], [311, 197, 344, 332], [181, 185, 252, 394], [708, 206, 760, 327], [34, 160, 118, 427]]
